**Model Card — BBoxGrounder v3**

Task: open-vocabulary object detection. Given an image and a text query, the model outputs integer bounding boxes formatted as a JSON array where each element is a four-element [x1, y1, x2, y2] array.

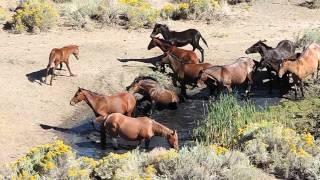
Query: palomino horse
[[150, 23, 208, 62], [161, 52, 213, 98], [45, 45, 80, 86], [70, 88, 136, 148], [104, 113, 179, 150], [197, 57, 259, 97], [245, 40, 296, 93], [278, 43, 320, 99], [126, 76, 179, 114]]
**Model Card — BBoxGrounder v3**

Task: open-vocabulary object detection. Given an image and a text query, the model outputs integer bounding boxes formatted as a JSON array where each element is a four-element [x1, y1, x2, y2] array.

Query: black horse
[[245, 39, 296, 93], [150, 23, 208, 63]]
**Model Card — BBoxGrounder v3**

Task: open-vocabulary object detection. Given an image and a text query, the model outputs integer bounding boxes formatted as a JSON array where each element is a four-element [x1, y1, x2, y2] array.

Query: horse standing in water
[[245, 40, 296, 93], [70, 88, 136, 148], [197, 57, 259, 97], [278, 43, 320, 99], [45, 45, 80, 86], [126, 76, 179, 114], [104, 113, 179, 150], [161, 52, 213, 98], [150, 23, 208, 62]]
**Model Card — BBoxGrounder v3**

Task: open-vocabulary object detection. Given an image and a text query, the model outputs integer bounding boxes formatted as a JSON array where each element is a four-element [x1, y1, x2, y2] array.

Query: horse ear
[[261, 39, 267, 42]]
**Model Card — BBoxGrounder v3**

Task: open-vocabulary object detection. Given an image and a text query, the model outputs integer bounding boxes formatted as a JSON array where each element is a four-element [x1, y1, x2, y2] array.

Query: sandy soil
[[0, 0, 319, 166]]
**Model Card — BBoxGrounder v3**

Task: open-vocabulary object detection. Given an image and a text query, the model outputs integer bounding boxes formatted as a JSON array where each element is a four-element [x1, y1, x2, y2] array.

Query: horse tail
[[199, 34, 209, 48]]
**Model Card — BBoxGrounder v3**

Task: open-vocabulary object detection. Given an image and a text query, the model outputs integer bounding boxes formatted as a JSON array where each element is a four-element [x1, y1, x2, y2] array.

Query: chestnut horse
[[162, 53, 213, 97], [126, 76, 179, 114], [278, 43, 320, 99], [148, 37, 199, 61], [197, 57, 259, 97], [70, 88, 136, 148], [104, 113, 179, 150], [45, 45, 80, 86]]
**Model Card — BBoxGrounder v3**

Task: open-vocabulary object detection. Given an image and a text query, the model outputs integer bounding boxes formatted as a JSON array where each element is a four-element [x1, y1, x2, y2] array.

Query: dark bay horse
[[70, 88, 136, 148], [162, 53, 213, 97], [197, 57, 259, 97], [104, 113, 179, 150], [126, 76, 179, 114], [45, 45, 80, 86], [150, 23, 208, 62], [278, 43, 320, 99], [245, 40, 296, 92]]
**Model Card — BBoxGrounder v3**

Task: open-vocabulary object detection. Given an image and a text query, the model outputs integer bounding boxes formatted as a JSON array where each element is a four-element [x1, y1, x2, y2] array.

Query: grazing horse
[[150, 23, 208, 62], [126, 76, 179, 114], [70, 88, 136, 148], [245, 40, 296, 92], [278, 43, 320, 99], [104, 113, 179, 150], [45, 45, 80, 86], [197, 57, 259, 97], [162, 53, 213, 97]]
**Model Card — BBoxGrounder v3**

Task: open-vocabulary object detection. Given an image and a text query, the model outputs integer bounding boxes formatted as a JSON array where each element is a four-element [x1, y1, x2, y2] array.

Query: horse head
[[167, 130, 179, 150], [245, 40, 267, 54], [72, 46, 80, 60], [278, 58, 291, 78], [147, 37, 157, 50], [150, 23, 169, 38], [197, 69, 207, 88], [70, 87, 85, 106]]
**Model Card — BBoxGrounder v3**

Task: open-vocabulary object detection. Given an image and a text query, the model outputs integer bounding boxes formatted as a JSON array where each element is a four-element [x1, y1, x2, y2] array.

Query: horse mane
[[134, 76, 158, 83], [79, 88, 103, 96], [63, 45, 79, 49], [151, 120, 173, 137], [257, 41, 272, 50]]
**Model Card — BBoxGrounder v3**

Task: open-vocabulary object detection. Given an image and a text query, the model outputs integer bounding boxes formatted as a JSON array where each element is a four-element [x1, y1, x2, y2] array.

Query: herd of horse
[[43, 23, 320, 150]]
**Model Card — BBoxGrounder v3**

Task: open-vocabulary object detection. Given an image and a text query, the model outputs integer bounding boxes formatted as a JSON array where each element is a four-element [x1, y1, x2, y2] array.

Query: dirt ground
[[0, 0, 319, 166]]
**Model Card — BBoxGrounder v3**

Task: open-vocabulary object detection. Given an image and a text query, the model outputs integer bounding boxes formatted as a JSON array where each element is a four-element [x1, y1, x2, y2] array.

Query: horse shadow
[[26, 68, 47, 85], [117, 54, 165, 68]]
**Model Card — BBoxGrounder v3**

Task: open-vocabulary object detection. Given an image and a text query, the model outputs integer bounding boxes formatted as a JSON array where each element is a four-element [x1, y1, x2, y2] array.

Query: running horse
[[126, 76, 179, 114], [45, 45, 80, 86], [70, 87, 136, 148], [104, 113, 179, 150]]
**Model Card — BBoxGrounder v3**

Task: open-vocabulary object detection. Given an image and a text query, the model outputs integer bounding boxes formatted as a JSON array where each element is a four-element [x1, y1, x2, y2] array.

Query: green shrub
[[12, 0, 59, 33], [193, 94, 257, 147], [295, 28, 320, 48], [242, 122, 320, 179]]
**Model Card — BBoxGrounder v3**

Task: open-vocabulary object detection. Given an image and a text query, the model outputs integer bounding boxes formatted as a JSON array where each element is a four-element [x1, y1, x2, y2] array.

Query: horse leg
[[49, 64, 58, 86], [267, 67, 273, 94], [45, 64, 51, 84], [300, 80, 304, 98], [196, 45, 204, 63], [66, 61, 76, 77], [58, 63, 63, 70], [294, 83, 298, 100], [149, 100, 156, 116], [100, 126, 106, 149], [144, 139, 150, 149], [112, 138, 119, 150]]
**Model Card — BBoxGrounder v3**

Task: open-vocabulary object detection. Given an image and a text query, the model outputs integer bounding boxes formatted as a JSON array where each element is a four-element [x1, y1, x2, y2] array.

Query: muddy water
[[53, 85, 281, 158]]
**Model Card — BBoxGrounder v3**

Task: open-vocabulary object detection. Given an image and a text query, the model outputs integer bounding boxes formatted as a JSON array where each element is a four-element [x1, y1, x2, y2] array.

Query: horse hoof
[[71, 74, 77, 77]]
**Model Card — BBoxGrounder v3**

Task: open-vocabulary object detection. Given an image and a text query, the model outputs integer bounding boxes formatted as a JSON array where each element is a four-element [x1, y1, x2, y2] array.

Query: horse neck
[[156, 40, 171, 52], [152, 120, 172, 137], [82, 90, 102, 113], [168, 55, 182, 73], [284, 60, 299, 75], [258, 45, 268, 56], [160, 28, 171, 39]]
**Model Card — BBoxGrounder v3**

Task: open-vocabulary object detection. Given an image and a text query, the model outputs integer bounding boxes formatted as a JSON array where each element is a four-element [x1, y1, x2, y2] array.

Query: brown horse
[[278, 43, 320, 99], [104, 113, 179, 150], [197, 57, 259, 97], [70, 88, 136, 148], [126, 76, 179, 114], [45, 45, 80, 86], [148, 37, 199, 65], [162, 52, 213, 97]]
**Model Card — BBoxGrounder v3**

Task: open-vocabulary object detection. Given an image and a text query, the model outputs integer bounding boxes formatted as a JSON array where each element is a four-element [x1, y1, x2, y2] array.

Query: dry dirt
[[0, 0, 319, 166]]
